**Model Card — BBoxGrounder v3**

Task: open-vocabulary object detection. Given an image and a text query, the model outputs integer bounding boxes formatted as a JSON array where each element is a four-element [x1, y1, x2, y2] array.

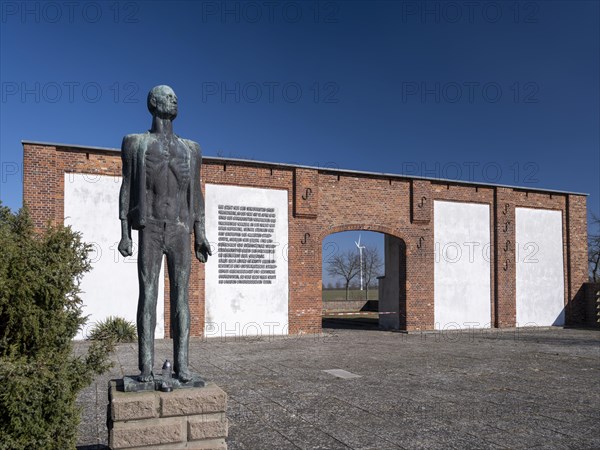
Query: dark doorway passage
[[321, 230, 407, 331]]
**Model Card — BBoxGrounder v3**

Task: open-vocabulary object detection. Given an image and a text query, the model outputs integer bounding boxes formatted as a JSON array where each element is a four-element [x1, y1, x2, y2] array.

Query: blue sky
[[1, 1, 598, 283]]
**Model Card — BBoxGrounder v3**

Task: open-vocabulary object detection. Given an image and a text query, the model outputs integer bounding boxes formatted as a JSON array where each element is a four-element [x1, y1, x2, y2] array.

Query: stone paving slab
[[76, 327, 600, 449]]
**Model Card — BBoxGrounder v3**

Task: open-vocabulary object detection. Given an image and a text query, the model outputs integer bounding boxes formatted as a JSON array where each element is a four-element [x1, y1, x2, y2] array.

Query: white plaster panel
[[64, 174, 164, 339], [515, 208, 565, 326], [434, 201, 491, 329], [204, 184, 289, 337]]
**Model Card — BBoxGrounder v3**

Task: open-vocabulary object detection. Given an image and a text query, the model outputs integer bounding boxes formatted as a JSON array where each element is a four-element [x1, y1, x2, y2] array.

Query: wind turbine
[[355, 234, 366, 290]]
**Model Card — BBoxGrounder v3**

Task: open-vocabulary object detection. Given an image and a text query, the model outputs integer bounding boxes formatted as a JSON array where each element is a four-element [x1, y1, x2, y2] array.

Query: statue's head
[[147, 85, 178, 120]]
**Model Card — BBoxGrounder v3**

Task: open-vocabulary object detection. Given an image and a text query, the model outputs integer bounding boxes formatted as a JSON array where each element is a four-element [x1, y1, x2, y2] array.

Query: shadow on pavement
[[322, 317, 380, 330]]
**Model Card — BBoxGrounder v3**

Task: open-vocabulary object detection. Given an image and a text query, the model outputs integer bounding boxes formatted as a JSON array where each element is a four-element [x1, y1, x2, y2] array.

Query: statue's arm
[[194, 143, 205, 237], [188, 140, 211, 262], [118, 135, 135, 257]]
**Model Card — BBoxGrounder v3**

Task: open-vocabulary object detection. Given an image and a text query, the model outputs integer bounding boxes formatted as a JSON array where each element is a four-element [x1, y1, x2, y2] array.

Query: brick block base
[[108, 380, 228, 449]]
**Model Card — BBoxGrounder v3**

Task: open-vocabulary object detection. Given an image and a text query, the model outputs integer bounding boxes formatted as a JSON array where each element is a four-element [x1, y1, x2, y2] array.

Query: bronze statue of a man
[[118, 85, 211, 383]]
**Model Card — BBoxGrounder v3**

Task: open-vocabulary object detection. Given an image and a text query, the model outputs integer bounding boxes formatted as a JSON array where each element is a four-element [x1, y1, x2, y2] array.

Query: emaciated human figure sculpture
[[118, 85, 211, 383]]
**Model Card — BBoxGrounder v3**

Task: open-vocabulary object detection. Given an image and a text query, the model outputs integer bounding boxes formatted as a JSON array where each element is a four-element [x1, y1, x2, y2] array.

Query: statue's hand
[[118, 237, 133, 257], [195, 238, 212, 263]]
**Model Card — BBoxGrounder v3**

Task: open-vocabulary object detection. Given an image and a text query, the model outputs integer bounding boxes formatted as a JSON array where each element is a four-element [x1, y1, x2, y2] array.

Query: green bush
[[0, 203, 113, 450], [88, 316, 137, 343]]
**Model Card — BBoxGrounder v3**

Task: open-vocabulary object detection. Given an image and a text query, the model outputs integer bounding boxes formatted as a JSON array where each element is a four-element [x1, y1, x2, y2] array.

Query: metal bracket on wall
[[417, 236, 424, 249], [503, 259, 510, 271], [502, 203, 509, 215], [301, 233, 310, 245], [302, 187, 312, 200], [417, 196, 427, 208], [503, 221, 510, 233], [504, 240, 511, 252]]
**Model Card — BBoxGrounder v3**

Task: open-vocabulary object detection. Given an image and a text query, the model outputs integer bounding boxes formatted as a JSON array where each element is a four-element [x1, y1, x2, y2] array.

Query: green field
[[322, 288, 379, 301]]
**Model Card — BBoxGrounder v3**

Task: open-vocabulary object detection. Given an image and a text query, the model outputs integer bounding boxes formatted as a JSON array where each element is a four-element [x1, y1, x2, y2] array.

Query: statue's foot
[[177, 368, 193, 383], [138, 370, 154, 383]]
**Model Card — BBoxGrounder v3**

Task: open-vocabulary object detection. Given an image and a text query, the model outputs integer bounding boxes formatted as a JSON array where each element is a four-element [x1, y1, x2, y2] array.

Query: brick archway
[[319, 225, 409, 330], [318, 224, 407, 243]]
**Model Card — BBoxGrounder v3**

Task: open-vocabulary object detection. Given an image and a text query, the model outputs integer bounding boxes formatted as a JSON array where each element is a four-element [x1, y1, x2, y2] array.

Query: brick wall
[[23, 142, 589, 335]]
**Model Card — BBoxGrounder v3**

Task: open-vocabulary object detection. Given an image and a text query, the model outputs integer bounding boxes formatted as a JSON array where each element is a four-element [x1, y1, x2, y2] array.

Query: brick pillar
[[289, 168, 321, 334], [23, 144, 61, 229], [405, 228, 434, 331], [406, 181, 433, 331], [289, 218, 321, 334], [566, 195, 588, 324], [494, 187, 516, 327]]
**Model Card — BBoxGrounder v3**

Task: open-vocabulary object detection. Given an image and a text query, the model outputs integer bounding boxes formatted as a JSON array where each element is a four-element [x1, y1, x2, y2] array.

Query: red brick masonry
[[22, 142, 589, 335]]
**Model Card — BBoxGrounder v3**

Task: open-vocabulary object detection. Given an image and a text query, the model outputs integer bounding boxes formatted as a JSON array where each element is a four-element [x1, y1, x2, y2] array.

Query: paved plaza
[[76, 325, 600, 449]]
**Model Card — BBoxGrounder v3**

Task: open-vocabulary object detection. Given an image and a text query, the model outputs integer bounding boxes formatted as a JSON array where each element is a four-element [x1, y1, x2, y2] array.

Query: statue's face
[[149, 85, 178, 119]]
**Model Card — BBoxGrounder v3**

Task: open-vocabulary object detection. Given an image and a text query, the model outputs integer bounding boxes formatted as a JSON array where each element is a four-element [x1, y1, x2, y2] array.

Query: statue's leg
[[137, 225, 163, 382], [166, 224, 192, 382]]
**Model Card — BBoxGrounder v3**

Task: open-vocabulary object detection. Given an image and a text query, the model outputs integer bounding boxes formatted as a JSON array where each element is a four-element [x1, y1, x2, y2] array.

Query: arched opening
[[320, 229, 407, 330]]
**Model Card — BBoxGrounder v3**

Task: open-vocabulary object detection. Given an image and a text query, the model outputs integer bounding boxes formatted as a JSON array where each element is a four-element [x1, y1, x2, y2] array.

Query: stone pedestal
[[108, 380, 228, 449]]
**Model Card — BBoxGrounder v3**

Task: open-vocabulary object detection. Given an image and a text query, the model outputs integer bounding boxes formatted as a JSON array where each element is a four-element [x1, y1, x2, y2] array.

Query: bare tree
[[589, 214, 600, 282], [327, 249, 360, 300], [363, 245, 384, 300]]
